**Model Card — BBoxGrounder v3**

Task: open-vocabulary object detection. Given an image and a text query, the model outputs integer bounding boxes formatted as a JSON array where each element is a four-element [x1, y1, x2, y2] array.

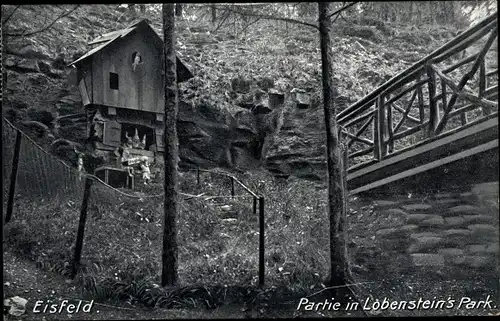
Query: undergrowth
[[3, 168, 334, 308]]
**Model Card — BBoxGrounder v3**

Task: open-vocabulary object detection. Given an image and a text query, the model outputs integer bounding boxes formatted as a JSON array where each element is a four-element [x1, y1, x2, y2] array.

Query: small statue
[[132, 128, 141, 149], [121, 147, 131, 165], [132, 52, 141, 72], [124, 131, 133, 148], [139, 157, 151, 185], [74, 146, 84, 180], [138, 134, 146, 149]]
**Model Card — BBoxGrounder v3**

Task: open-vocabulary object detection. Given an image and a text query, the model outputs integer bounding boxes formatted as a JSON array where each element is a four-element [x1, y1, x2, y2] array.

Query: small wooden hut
[[69, 20, 192, 169]]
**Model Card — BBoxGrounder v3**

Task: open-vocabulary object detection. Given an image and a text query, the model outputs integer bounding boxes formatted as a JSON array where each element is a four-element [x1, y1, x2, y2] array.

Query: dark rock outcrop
[[177, 101, 262, 170]]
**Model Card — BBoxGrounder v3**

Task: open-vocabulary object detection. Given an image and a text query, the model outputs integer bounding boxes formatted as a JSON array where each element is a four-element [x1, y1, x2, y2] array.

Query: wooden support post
[[460, 108, 468, 125], [373, 103, 381, 160], [386, 96, 394, 154], [427, 65, 439, 137], [440, 78, 447, 119], [258, 196, 265, 286], [231, 176, 235, 198], [373, 96, 384, 160], [378, 95, 387, 157], [253, 196, 257, 214], [479, 61, 490, 115], [418, 79, 425, 124], [72, 177, 93, 278], [5, 130, 22, 224]]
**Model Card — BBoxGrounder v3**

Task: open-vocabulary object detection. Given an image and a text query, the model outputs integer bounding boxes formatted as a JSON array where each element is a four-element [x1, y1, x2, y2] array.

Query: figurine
[[138, 134, 146, 149], [124, 131, 133, 148], [132, 128, 141, 149], [74, 146, 84, 180], [139, 157, 151, 185], [132, 52, 141, 72]]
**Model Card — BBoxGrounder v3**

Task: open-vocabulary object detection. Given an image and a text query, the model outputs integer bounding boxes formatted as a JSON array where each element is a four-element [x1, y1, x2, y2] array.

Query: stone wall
[[348, 181, 499, 285]]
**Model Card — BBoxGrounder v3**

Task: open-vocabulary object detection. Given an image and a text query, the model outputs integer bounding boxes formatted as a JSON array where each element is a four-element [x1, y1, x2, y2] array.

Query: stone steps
[[349, 182, 499, 279]]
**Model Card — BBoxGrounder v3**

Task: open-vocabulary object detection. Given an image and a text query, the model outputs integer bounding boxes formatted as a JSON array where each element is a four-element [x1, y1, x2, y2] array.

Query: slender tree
[[162, 3, 179, 287], [318, 2, 348, 287]]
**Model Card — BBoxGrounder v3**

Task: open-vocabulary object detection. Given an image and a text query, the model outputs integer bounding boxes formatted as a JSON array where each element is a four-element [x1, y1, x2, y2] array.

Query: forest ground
[[3, 250, 368, 320]]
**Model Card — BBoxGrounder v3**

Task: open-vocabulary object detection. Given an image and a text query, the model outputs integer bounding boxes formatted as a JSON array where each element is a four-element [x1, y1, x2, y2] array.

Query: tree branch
[[214, 9, 232, 32], [327, 2, 358, 19], [215, 5, 319, 30], [5, 5, 80, 37], [1, 5, 20, 26]]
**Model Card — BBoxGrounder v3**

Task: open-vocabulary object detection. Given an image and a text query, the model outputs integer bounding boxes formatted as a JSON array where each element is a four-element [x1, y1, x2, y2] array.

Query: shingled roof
[[69, 20, 193, 82]]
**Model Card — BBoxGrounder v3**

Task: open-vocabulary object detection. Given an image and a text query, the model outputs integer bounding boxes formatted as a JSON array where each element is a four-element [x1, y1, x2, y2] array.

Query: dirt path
[[3, 250, 365, 320]]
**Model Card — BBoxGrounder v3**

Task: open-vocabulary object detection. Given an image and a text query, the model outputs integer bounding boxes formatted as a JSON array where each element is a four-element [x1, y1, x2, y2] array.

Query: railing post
[[72, 176, 93, 278], [479, 61, 490, 115], [5, 130, 22, 224], [230, 176, 235, 198], [373, 96, 385, 160], [342, 144, 349, 190], [386, 94, 394, 154], [417, 75, 425, 124], [258, 196, 265, 286], [426, 64, 439, 137]]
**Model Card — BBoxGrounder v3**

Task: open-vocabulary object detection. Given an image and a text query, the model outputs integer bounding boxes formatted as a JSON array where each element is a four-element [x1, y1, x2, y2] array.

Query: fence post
[[5, 130, 22, 224], [259, 196, 265, 286], [377, 94, 387, 158], [231, 177, 235, 198], [373, 98, 383, 161], [72, 176, 93, 278], [427, 64, 439, 137]]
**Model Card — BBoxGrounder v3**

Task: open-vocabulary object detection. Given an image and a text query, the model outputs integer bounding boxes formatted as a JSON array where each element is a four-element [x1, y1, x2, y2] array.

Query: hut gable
[[69, 20, 192, 114]]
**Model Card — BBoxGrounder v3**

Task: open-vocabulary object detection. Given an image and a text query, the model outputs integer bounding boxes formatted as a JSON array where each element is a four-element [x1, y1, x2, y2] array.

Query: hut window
[[109, 72, 119, 90]]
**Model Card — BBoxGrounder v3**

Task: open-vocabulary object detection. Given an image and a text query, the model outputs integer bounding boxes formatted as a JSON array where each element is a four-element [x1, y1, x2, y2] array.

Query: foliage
[[3, 167, 334, 306]]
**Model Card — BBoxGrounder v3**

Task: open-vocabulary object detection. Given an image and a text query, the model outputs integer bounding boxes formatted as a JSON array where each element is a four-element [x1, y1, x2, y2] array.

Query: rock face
[[177, 101, 263, 169], [265, 95, 351, 180]]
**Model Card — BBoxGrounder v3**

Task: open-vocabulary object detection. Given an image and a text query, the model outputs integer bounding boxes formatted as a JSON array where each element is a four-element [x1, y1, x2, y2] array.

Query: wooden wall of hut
[[89, 30, 165, 114]]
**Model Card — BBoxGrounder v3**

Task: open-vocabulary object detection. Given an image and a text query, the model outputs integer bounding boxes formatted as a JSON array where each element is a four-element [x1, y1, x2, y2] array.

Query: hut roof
[[69, 20, 193, 82]]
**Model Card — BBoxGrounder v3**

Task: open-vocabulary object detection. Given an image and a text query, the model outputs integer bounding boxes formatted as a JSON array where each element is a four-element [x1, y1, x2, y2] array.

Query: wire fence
[[3, 118, 84, 276], [2, 117, 265, 287], [2, 120, 17, 211]]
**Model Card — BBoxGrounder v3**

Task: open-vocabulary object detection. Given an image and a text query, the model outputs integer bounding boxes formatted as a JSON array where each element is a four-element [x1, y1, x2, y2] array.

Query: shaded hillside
[[2, 4, 471, 177]]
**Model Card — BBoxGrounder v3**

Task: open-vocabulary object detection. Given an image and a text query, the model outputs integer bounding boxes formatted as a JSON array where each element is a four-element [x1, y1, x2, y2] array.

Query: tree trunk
[[162, 3, 179, 287], [318, 2, 347, 287], [175, 3, 183, 17]]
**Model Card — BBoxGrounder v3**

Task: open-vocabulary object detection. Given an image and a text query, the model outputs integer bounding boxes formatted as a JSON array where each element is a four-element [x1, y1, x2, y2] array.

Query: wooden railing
[[338, 13, 498, 170]]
